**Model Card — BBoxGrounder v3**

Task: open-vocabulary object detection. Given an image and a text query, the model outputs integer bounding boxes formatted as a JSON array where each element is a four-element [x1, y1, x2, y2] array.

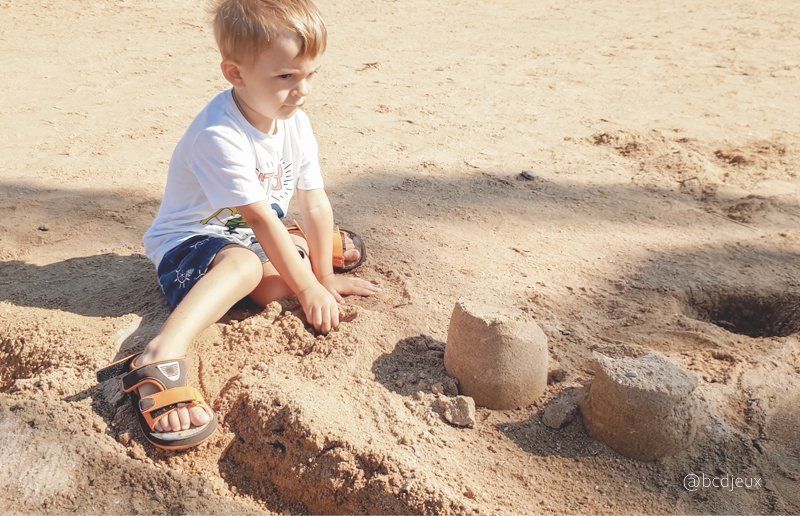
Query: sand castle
[[580, 351, 700, 461], [444, 297, 549, 410]]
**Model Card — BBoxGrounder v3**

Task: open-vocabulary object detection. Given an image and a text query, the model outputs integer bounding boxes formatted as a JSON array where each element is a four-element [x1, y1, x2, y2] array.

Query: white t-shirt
[[143, 89, 324, 270]]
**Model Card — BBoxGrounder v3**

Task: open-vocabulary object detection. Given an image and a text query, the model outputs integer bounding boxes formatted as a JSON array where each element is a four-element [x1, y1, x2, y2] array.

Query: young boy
[[97, 0, 379, 450]]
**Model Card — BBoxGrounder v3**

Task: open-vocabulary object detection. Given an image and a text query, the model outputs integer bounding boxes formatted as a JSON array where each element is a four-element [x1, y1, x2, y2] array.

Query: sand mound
[[0, 391, 262, 513], [218, 364, 471, 514], [444, 297, 548, 409], [764, 393, 800, 508], [580, 352, 699, 461]]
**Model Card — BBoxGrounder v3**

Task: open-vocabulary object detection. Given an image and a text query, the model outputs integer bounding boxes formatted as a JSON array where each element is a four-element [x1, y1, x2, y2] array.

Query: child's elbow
[[236, 201, 279, 228]]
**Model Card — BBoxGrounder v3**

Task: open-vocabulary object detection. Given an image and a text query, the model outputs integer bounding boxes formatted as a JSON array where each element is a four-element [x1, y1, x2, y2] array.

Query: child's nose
[[295, 78, 310, 97]]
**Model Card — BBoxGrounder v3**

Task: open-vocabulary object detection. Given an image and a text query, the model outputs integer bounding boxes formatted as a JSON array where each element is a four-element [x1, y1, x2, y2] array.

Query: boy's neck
[[232, 88, 277, 135]]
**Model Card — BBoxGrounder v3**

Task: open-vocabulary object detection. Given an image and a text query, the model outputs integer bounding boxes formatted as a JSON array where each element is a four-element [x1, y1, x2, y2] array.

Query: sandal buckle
[[139, 398, 155, 412], [156, 362, 181, 382]]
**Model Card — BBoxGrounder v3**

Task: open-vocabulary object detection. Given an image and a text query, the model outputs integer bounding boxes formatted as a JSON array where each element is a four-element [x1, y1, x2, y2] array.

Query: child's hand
[[297, 282, 340, 334], [319, 274, 382, 303]]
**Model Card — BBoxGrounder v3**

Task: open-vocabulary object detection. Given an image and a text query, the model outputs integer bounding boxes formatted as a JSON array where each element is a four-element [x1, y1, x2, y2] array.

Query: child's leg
[[247, 232, 363, 307], [139, 244, 263, 432], [248, 234, 312, 306]]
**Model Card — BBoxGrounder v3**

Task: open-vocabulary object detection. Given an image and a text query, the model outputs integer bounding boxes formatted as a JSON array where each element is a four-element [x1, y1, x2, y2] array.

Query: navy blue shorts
[[156, 234, 306, 309]]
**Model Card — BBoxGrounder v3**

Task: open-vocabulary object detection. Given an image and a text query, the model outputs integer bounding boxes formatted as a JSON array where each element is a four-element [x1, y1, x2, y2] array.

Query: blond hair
[[212, 0, 327, 64]]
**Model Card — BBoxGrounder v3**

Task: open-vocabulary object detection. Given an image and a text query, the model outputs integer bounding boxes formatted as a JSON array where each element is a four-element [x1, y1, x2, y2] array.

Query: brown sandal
[[96, 353, 218, 451], [286, 220, 367, 273]]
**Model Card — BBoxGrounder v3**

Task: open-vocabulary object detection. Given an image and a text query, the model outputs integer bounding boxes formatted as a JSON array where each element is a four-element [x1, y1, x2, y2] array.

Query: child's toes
[[344, 248, 360, 261], [178, 407, 191, 430], [167, 410, 181, 431], [343, 235, 360, 259], [154, 416, 166, 432], [190, 405, 211, 426]]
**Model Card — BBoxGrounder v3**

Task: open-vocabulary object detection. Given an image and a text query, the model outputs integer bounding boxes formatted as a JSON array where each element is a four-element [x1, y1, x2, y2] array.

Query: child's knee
[[239, 252, 265, 288], [214, 245, 263, 288]]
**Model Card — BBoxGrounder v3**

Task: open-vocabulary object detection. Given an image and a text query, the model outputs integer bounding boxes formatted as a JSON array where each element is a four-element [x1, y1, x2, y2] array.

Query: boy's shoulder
[[182, 91, 315, 157], [184, 91, 250, 149], [193, 90, 245, 135], [173, 91, 252, 167]]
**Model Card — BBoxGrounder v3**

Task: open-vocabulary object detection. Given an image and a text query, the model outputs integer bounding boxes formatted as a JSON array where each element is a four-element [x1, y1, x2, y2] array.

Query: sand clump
[[542, 388, 585, 429], [435, 395, 476, 428], [580, 352, 700, 461], [444, 297, 549, 410]]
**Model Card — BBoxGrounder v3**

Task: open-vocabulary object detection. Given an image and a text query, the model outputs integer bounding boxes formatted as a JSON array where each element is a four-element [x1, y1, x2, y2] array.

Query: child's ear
[[220, 59, 244, 87]]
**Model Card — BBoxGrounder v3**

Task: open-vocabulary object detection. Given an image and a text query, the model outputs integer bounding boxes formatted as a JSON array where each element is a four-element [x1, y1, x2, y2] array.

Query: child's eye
[[278, 74, 293, 79]]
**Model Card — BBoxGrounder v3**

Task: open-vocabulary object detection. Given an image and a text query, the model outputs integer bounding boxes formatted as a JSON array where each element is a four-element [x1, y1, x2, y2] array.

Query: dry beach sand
[[1, 0, 799, 513]]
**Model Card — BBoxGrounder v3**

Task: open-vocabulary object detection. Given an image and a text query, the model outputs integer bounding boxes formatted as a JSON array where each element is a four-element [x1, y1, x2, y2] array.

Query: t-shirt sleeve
[[295, 110, 325, 190], [190, 128, 267, 210]]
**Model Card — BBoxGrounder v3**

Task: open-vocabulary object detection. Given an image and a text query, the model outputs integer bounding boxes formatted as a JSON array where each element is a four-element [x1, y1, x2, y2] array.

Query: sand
[[1, 0, 799, 513]]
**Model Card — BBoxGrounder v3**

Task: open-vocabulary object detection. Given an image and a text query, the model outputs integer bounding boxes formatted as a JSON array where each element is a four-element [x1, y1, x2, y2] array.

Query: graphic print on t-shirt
[[199, 158, 295, 232], [262, 158, 295, 214]]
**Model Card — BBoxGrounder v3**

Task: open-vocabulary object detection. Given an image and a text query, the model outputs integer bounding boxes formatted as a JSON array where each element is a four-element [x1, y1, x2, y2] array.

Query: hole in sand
[[685, 288, 800, 338]]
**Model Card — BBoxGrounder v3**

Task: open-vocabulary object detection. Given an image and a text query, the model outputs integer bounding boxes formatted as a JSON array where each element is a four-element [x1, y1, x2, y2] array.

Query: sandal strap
[[332, 225, 345, 269], [138, 385, 209, 432], [96, 353, 139, 383], [285, 221, 365, 271], [286, 219, 308, 240], [122, 357, 187, 393], [138, 385, 203, 414]]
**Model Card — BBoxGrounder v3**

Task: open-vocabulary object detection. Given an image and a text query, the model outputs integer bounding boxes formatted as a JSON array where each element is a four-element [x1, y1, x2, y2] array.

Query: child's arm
[[297, 188, 335, 281], [298, 188, 381, 300], [237, 200, 339, 333]]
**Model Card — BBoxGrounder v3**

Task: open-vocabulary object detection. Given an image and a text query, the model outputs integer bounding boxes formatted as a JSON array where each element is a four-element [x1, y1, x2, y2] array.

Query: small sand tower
[[580, 351, 699, 461], [444, 297, 549, 409]]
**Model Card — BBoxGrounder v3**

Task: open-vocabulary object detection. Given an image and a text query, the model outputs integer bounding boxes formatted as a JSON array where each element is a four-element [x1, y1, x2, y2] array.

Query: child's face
[[233, 29, 322, 121]]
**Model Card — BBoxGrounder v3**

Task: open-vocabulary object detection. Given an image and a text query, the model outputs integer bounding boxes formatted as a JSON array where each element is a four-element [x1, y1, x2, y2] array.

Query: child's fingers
[[353, 279, 382, 293], [312, 306, 322, 331], [321, 282, 345, 304], [332, 304, 340, 330], [355, 278, 381, 290], [321, 307, 331, 334]]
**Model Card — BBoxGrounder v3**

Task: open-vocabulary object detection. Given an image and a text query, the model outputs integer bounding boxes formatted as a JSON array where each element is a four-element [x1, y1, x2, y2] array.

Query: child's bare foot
[[134, 352, 212, 432]]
